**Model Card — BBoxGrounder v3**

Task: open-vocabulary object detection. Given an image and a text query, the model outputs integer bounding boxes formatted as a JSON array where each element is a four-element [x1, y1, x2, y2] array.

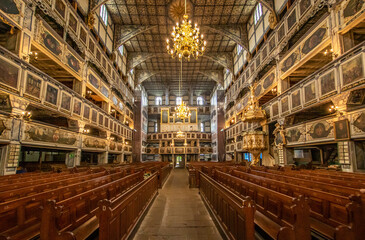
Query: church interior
[[0, 0, 364, 239]]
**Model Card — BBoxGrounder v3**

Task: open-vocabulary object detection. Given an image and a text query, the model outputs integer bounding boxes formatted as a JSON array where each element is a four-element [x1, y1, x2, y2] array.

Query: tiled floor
[[132, 168, 223, 240]]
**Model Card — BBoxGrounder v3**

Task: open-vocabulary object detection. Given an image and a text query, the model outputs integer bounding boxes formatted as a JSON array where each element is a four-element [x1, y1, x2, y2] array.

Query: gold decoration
[[241, 86, 266, 122], [166, 0, 206, 60], [174, 60, 191, 120], [177, 130, 185, 138], [269, 12, 278, 29], [87, 13, 95, 30], [243, 131, 266, 165]]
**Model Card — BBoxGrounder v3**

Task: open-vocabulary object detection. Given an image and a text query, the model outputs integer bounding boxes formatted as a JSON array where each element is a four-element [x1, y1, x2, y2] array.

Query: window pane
[[176, 97, 182, 105]]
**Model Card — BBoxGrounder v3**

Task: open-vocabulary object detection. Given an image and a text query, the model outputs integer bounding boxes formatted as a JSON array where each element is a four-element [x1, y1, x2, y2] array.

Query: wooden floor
[[132, 168, 223, 240]]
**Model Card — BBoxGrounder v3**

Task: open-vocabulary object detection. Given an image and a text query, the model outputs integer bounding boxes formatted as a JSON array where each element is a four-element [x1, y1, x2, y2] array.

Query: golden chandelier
[[166, 0, 206, 60], [177, 130, 185, 138], [174, 60, 191, 120]]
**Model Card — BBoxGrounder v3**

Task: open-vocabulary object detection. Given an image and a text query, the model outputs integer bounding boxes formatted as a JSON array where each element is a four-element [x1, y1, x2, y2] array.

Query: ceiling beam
[[135, 70, 161, 84], [258, 0, 278, 28], [201, 25, 249, 53], [115, 25, 158, 50], [197, 70, 223, 85], [203, 52, 233, 72]]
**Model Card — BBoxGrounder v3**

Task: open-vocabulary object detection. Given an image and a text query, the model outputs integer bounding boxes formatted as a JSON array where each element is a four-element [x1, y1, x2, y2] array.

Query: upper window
[[254, 3, 263, 25], [100, 5, 108, 26], [200, 122, 204, 132], [155, 97, 162, 105], [176, 97, 182, 105], [118, 45, 124, 56], [197, 97, 204, 105], [236, 44, 243, 55]]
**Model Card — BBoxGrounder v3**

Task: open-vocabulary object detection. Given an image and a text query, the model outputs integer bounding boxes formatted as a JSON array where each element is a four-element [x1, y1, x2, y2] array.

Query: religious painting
[[246, 69, 250, 79], [320, 70, 336, 96], [304, 82, 316, 103], [281, 52, 298, 73], [112, 95, 118, 106], [83, 105, 90, 119], [309, 121, 332, 139], [41, 31, 62, 57], [88, 73, 99, 89], [343, 0, 364, 20], [269, 37, 276, 52], [250, 63, 255, 75], [286, 128, 302, 143], [281, 97, 289, 113], [66, 53, 81, 73], [291, 90, 301, 108], [272, 102, 279, 116], [55, 0, 66, 19], [0, 57, 19, 90], [334, 119, 350, 141], [102, 57, 107, 69], [23, 7, 33, 31], [45, 83, 58, 105], [353, 112, 365, 132], [104, 117, 109, 128], [348, 89, 365, 105], [162, 110, 168, 123], [99, 114, 103, 125], [79, 26, 87, 44], [256, 57, 260, 68], [83, 138, 106, 149], [302, 27, 327, 55], [25, 73, 42, 99], [89, 39, 95, 54], [300, 0, 312, 16], [0, 0, 20, 15], [263, 72, 275, 89], [25, 126, 77, 145], [73, 99, 82, 115], [91, 109, 97, 123], [68, 12, 78, 33], [254, 84, 262, 97], [277, 24, 285, 43], [287, 9, 297, 31], [101, 85, 109, 98], [341, 54, 364, 87], [60, 92, 71, 111]]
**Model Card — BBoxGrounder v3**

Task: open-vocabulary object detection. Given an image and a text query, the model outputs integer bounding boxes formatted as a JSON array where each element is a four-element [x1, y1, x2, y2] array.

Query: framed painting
[[99, 114, 104, 126], [45, 83, 58, 106], [340, 54, 364, 87], [88, 38, 95, 54], [334, 119, 350, 141], [40, 30, 62, 57], [0, 57, 20, 90], [0, 0, 21, 16], [277, 23, 286, 43], [54, 0, 66, 19], [104, 117, 109, 128], [66, 51, 81, 73], [287, 8, 297, 31], [83, 105, 90, 120], [269, 36, 276, 52], [272, 102, 279, 117], [301, 26, 327, 55], [24, 72, 42, 99], [73, 98, 82, 116], [22, 33, 31, 55], [300, 0, 312, 16], [60, 91, 72, 111], [101, 85, 109, 98], [281, 52, 298, 73], [68, 12, 78, 33], [88, 72, 99, 89], [79, 26, 87, 44], [263, 71, 275, 90], [96, 49, 101, 62], [91, 109, 97, 123], [291, 89, 301, 109], [320, 70, 336, 96], [281, 96, 289, 113], [23, 7, 33, 31], [304, 81, 316, 103]]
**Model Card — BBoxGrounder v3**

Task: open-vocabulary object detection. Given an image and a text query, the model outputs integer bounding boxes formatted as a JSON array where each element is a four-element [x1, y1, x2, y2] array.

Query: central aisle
[[132, 168, 223, 240]]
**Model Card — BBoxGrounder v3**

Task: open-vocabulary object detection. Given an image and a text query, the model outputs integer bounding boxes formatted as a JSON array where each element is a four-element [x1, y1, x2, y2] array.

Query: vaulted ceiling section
[[103, 0, 258, 96]]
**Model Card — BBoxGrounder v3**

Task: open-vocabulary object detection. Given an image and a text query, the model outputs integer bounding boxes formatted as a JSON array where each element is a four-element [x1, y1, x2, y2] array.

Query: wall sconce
[[109, 137, 115, 141], [24, 51, 38, 61], [329, 105, 338, 112], [86, 90, 92, 95], [18, 111, 32, 120], [324, 49, 338, 58], [111, 109, 115, 113], [83, 129, 90, 134], [271, 87, 277, 94]]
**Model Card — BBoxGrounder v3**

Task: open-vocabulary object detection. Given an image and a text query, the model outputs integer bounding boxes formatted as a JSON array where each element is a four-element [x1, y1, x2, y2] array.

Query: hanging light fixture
[[175, 60, 191, 120], [177, 130, 185, 138], [166, 0, 206, 60]]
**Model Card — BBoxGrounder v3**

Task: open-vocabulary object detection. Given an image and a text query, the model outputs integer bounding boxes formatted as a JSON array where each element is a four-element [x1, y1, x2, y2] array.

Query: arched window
[[155, 97, 162, 105], [197, 96, 204, 105], [254, 3, 263, 25], [100, 5, 108, 26], [200, 122, 204, 132], [176, 97, 182, 105]]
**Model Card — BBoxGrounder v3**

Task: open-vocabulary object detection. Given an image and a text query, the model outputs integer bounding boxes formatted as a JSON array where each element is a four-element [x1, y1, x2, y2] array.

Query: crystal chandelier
[[175, 60, 191, 120], [166, 0, 206, 60]]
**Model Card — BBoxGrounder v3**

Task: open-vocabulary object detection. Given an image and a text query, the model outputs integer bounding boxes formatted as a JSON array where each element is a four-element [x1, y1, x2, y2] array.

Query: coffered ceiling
[[103, 0, 258, 96]]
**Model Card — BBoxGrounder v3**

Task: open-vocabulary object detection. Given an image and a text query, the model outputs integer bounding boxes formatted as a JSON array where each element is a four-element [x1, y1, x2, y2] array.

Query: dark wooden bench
[[97, 172, 159, 240], [229, 169, 364, 240], [199, 171, 256, 240], [214, 170, 311, 240]]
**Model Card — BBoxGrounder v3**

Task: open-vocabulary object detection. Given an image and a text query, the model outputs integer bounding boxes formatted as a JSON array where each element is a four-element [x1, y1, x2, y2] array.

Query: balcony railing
[[146, 147, 213, 155], [147, 132, 212, 141]]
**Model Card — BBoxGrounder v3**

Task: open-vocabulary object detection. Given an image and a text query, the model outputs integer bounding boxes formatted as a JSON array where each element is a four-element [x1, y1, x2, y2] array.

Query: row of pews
[[187, 163, 365, 240], [0, 162, 172, 240]]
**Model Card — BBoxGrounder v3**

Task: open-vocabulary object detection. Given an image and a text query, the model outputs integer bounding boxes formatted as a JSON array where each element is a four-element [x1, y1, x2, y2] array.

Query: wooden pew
[[97, 172, 159, 240], [39, 171, 144, 240], [229, 169, 364, 240], [214, 170, 311, 240], [0, 170, 130, 240], [199, 171, 256, 240], [158, 163, 171, 188]]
